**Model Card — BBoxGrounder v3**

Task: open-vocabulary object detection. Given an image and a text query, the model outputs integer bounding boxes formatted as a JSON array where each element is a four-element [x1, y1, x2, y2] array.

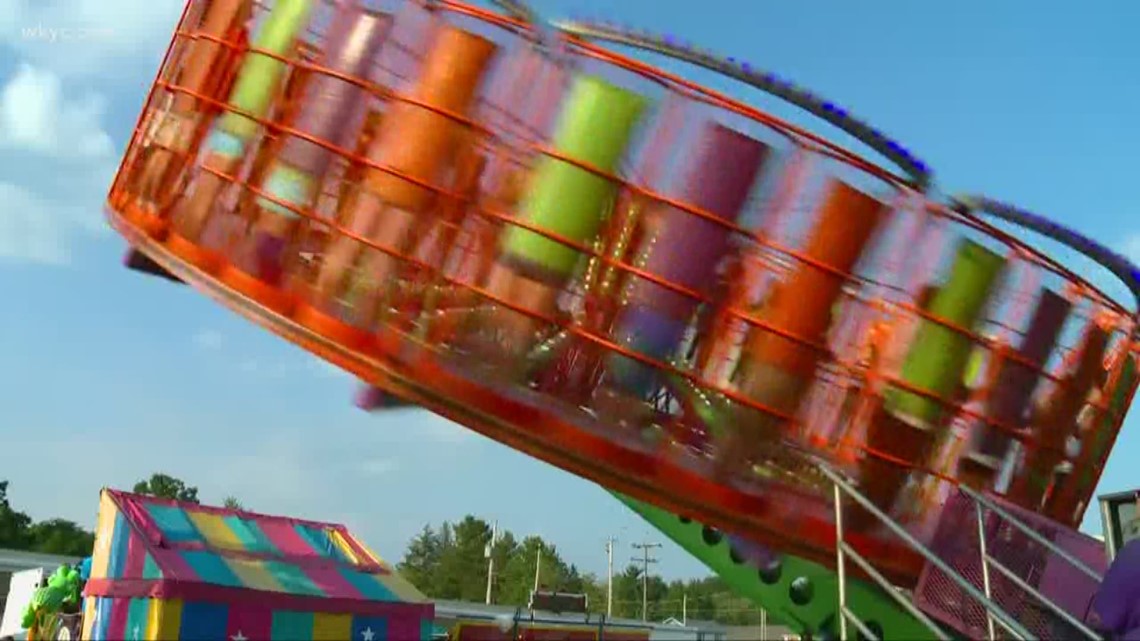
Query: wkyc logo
[[20, 23, 115, 42]]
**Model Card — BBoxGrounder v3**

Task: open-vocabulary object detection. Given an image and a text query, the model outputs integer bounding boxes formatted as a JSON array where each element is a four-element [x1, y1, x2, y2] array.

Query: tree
[[132, 473, 199, 503], [435, 516, 493, 601], [394, 516, 776, 627], [222, 496, 244, 510], [1, 480, 94, 558], [577, 571, 607, 614], [399, 525, 445, 594], [612, 564, 645, 619], [399, 519, 584, 608], [496, 535, 575, 606], [686, 578, 719, 621], [561, 564, 585, 593], [399, 516, 522, 602], [0, 480, 32, 549], [26, 519, 95, 557]]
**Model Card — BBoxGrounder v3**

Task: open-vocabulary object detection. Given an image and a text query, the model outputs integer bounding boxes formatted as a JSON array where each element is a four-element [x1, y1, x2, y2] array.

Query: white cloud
[[5, 423, 383, 528], [357, 458, 399, 476], [0, 176, 110, 265], [192, 328, 361, 383], [205, 432, 332, 507], [0, 182, 77, 264], [1, 0, 183, 80], [0, 64, 114, 158], [0, 63, 116, 265], [192, 329, 224, 350]]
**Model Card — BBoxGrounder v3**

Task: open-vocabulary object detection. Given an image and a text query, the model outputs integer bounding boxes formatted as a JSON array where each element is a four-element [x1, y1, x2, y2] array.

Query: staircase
[[820, 464, 1107, 640]]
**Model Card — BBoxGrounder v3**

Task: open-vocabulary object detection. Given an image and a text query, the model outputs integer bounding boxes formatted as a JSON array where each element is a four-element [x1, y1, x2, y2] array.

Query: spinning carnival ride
[[105, 0, 1138, 638]]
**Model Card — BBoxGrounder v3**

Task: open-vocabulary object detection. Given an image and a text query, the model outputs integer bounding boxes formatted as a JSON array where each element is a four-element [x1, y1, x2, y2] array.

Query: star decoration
[[232, 631, 248, 641], [132, 624, 141, 640], [361, 627, 376, 641]]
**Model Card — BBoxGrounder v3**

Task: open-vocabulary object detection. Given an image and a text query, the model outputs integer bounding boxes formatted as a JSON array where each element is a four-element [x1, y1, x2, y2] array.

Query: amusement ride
[[94, 0, 1140, 637]]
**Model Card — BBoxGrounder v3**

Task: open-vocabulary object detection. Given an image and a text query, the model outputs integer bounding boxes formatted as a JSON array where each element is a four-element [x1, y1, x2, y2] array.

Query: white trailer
[[0, 567, 45, 639]]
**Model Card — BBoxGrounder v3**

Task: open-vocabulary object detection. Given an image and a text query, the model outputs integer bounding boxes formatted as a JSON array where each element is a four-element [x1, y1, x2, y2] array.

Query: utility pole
[[533, 545, 542, 593], [484, 520, 498, 605], [630, 542, 661, 622], [605, 537, 617, 617], [682, 592, 687, 626]]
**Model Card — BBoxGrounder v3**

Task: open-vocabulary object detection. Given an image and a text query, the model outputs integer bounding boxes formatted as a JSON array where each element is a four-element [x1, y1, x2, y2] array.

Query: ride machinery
[[105, 0, 1139, 638]]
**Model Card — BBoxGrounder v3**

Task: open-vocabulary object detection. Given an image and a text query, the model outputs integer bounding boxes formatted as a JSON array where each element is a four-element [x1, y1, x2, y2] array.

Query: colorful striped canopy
[[83, 595, 434, 640], [83, 490, 433, 640]]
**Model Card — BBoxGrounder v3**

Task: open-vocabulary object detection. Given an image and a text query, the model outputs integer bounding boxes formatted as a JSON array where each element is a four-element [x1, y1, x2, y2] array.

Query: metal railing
[[960, 485, 1103, 641], [820, 463, 1035, 641]]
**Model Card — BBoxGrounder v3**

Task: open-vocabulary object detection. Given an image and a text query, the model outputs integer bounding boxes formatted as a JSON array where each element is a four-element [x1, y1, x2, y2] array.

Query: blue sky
[[0, 0, 1138, 585]]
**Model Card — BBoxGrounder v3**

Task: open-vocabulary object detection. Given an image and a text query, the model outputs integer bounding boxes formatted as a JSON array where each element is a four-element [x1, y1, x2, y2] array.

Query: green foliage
[[132, 473, 200, 503], [398, 516, 769, 626], [0, 473, 202, 559], [0, 480, 34, 549], [2, 477, 771, 627], [1, 480, 93, 556], [25, 519, 96, 557], [222, 496, 244, 510]]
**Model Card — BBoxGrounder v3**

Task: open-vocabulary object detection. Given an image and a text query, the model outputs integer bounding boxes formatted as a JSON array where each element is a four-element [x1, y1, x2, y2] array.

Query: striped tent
[[81, 489, 433, 640]]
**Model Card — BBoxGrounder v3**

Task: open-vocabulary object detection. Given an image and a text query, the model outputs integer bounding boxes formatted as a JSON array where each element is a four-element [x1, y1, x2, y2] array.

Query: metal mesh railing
[[821, 463, 1028, 641], [914, 488, 1107, 640]]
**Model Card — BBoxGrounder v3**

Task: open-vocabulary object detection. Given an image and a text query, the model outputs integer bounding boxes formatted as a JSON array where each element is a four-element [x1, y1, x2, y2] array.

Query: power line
[[631, 541, 662, 622]]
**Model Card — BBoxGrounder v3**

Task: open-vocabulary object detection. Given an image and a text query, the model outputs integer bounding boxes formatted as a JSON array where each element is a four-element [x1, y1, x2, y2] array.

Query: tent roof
[[88, 489, 427, 609]]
